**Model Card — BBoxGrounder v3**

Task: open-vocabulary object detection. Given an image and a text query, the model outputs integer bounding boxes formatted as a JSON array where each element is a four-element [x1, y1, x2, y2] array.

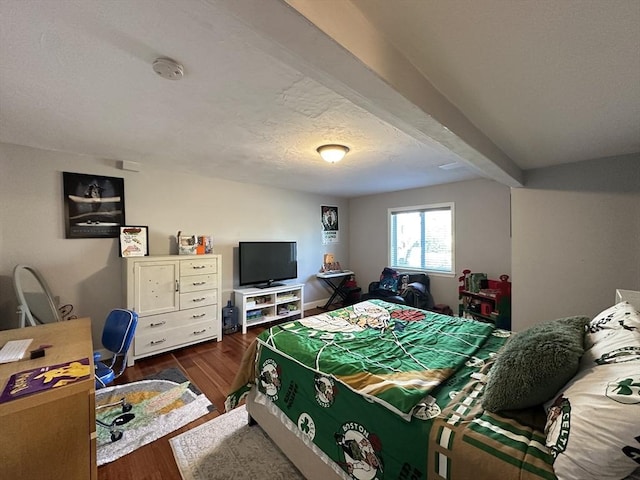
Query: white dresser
[[123, 254, 222, 365]]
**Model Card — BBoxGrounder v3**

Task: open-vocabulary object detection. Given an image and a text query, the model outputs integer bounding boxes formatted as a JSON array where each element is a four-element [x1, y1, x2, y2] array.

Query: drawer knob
[[192, 313, 206, 318], [192, 281, 206, 286], [149, 321, 166, 327], [192, 297, 206, 302], [193, 329, 207, 335], [150, 338, 166, 345], [193, 265, 206, 269]]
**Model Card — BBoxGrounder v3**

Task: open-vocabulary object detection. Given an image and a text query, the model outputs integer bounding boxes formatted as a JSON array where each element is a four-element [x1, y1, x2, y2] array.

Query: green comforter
[[258, 299, 493, 420], [225, 300, 556, 480]]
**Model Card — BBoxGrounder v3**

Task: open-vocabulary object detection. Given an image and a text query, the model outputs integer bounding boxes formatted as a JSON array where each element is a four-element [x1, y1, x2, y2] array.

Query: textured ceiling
[[1, 0, 638, 197], [349, 0, 640, 169]]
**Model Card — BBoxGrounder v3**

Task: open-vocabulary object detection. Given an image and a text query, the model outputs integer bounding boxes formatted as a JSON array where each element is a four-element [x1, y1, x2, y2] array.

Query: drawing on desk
[[0, 357, 90, 403]]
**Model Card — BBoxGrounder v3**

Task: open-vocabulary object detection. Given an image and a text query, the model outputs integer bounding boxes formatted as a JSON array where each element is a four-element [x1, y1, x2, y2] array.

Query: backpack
[[378, 268, 400, 293], [400, 283, 435, 311]]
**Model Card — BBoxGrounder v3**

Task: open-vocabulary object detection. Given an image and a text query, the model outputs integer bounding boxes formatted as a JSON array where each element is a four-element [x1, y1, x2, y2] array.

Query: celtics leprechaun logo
[[334, 422, 383, 479], [413, 399, 441, 420], [314, 374, 337, 407], [258, 358, 281, 401], [545, 394, 571, 458]]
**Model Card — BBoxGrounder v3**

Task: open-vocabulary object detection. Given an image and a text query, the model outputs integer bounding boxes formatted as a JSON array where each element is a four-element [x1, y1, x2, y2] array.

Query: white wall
[[349, 178, 512, 310], [511, 154, 640, 331], [349, 156, 640, 329], [4, 142, 637, 344], [0, 143, 349, 345]]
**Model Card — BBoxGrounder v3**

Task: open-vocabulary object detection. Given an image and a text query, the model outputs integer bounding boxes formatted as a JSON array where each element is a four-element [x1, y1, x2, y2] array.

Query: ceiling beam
[[284, 0, 525, 186], [214, 0, 523, 187]]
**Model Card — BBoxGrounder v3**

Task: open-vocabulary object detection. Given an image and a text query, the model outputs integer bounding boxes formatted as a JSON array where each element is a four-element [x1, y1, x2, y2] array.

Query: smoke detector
[[152, 58, 184, 80]]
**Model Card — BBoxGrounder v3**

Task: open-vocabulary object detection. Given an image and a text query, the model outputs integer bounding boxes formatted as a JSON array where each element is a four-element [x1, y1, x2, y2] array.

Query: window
[[389, 203, 454, 274]]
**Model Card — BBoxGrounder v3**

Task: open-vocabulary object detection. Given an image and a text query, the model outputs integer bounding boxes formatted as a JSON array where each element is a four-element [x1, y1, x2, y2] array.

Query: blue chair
[[94, 308, 138, 442]]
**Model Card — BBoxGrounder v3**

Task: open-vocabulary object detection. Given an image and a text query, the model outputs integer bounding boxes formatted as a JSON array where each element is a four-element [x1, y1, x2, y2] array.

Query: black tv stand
[[255, 281, 284, 289]]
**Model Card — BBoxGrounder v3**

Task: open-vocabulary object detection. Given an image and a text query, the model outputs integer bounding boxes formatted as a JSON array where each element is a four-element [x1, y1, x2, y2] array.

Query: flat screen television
[[239, 241, 298, 288]]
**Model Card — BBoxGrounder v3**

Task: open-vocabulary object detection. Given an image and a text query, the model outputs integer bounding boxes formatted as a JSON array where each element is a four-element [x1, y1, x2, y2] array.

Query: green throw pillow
[[482, 316, 590, 412]]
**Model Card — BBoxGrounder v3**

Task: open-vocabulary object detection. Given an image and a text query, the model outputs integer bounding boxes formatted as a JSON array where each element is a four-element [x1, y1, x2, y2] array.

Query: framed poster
[[321, 205, 339, 244], [119, 226, 149, 257], [63, 172, 125, 238]]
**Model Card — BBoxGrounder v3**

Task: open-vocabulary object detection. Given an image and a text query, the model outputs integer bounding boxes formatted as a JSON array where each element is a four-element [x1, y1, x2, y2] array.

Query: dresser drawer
[[180, 273, 219, 293], [180, 257, 218, 277], [180, 289, 218, 309], [134, 319, 216, 356], [136, 305, 217, 334]]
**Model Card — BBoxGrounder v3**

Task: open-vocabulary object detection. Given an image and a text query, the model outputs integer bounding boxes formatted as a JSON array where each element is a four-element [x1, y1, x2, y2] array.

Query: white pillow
[[624, 468, 640, 480], [580, 325, 640, 370], [544, 361, 640, 480], [585, 301, 640, 349]]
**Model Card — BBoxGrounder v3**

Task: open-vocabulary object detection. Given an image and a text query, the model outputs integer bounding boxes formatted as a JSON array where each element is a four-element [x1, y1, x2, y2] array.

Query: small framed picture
[[119, 226, 149, 257]]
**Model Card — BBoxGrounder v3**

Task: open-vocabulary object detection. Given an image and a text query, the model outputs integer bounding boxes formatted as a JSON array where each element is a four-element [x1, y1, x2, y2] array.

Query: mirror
[[13, 265, 62, 327]]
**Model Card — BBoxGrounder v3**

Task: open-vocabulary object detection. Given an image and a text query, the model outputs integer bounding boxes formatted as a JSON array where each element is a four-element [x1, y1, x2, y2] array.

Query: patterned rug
[[170, 404, 304, 480], [96, 367, 214, 466]]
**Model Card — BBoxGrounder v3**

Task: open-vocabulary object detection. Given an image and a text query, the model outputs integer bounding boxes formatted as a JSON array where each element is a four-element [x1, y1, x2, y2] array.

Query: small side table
[[316, 270, 355, 310]]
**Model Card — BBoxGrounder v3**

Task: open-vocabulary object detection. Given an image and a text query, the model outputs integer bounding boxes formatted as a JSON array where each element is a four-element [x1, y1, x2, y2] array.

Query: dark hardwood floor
[[98, 308, 325, 480]]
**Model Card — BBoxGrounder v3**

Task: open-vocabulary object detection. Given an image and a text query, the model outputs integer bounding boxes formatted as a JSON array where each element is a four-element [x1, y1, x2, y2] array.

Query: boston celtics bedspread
[[225, 300, 556, 480]]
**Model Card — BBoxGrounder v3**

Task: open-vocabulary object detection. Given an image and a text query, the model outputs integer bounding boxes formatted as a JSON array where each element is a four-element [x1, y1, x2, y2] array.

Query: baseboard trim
[[303, 299, 331, 311]]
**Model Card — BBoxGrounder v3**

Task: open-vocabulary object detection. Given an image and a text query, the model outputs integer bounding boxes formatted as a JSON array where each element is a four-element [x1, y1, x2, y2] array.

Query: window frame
[[387, 202, 455, 276]]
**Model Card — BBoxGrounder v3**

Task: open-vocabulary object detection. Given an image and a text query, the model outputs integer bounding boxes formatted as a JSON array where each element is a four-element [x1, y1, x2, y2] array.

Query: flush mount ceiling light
[[317, 144, 349, 163], [152, 57, 184, 80]]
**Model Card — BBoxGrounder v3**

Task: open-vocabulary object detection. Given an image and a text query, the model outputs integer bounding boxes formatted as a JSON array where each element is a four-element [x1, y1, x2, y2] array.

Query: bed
[[226, 297, 640, 480]]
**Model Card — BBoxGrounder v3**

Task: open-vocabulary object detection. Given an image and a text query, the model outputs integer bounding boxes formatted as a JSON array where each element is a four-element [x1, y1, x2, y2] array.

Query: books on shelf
[[246, 310, 264, 322], [466, 273, 487, 293]]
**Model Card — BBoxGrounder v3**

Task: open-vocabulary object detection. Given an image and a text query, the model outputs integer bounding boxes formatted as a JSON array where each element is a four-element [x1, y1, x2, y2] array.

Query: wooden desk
[[0, 318, 96, 480]]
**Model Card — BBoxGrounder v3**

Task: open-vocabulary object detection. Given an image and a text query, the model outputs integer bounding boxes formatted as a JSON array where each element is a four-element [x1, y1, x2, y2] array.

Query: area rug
[[170, 404, 304, 480], [96, 367, 214, 466]]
